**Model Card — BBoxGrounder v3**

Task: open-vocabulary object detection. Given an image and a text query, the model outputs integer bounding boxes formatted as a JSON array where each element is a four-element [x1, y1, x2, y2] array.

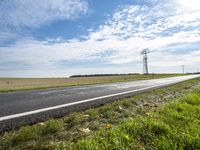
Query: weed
[[41, 120, 61, 135]]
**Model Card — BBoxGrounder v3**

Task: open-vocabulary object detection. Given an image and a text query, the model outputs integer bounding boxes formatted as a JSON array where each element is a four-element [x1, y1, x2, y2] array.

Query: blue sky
[[0, 0, 200, 77]]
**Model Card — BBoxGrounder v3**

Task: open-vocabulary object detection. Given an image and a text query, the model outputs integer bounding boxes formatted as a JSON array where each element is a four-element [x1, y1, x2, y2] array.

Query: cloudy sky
[[0, 0, 200, 77]]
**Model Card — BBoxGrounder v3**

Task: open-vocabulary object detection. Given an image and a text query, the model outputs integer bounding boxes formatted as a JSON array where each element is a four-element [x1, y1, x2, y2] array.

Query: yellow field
[[0, 74, 184, 92]]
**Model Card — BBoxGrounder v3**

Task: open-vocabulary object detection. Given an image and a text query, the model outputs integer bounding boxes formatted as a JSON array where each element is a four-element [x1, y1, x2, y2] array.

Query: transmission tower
[[141, 48, 150, 75], [181, 65, 185, 74]]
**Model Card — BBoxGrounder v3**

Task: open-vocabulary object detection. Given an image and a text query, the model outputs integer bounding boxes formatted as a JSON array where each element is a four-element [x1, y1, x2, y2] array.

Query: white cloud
[[0, 0, 200, 76], [0, 0, 88, 29]]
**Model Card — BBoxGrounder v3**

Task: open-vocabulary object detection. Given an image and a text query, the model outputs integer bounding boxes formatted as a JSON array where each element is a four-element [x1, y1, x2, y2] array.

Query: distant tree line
[[186, 72, 200, 74], [69, 73, 140, 78]]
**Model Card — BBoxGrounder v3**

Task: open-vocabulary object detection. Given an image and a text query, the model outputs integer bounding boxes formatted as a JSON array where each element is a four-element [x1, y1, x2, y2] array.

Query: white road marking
[[0, 75, 199, 122]]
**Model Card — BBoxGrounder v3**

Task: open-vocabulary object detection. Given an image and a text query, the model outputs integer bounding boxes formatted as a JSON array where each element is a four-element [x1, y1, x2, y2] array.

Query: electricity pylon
[[141, 48, 150, 75], [181, 65, 185, 74]]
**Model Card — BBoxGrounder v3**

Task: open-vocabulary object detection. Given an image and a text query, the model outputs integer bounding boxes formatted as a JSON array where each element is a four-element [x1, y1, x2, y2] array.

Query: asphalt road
[[0, 75, 199, 131]]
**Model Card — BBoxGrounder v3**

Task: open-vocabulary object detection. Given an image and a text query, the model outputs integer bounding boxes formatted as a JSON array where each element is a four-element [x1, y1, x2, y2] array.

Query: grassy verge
[[0, 77, 199, 150], [0, 74, 184, 92], [76, 86, 200, 149]]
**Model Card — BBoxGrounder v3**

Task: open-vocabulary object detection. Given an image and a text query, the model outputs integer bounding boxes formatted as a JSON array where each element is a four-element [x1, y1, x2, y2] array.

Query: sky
[[0, 0, 200, 77]]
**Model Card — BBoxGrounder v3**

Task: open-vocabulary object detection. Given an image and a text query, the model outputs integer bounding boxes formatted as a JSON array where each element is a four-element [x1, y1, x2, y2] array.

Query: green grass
[[75, 89, 200, 150], [0, 77, 199, 150], [0, 74, 184, 92]]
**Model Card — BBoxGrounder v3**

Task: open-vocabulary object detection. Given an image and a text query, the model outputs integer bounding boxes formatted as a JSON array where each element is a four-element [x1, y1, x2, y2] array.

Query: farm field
[[0, 74, 184, 92]]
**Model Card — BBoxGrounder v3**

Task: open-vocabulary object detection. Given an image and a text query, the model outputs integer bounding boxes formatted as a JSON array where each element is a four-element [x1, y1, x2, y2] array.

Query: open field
[[0, 74, 184, 92], [0, 77, 199, 149]]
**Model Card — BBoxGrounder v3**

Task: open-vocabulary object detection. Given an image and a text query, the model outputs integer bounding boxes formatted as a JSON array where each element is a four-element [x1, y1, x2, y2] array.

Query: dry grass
[[0, 74, 183, 92]]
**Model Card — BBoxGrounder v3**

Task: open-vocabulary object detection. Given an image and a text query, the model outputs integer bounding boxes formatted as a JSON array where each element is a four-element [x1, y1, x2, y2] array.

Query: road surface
[[0, 75, 199, 131]]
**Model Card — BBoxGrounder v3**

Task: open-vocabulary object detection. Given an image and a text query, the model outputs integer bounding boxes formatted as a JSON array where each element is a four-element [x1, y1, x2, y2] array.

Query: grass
[[0, 77, 199, 150], [75, 88, 200, 150], [0, 74, 184, 92]]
